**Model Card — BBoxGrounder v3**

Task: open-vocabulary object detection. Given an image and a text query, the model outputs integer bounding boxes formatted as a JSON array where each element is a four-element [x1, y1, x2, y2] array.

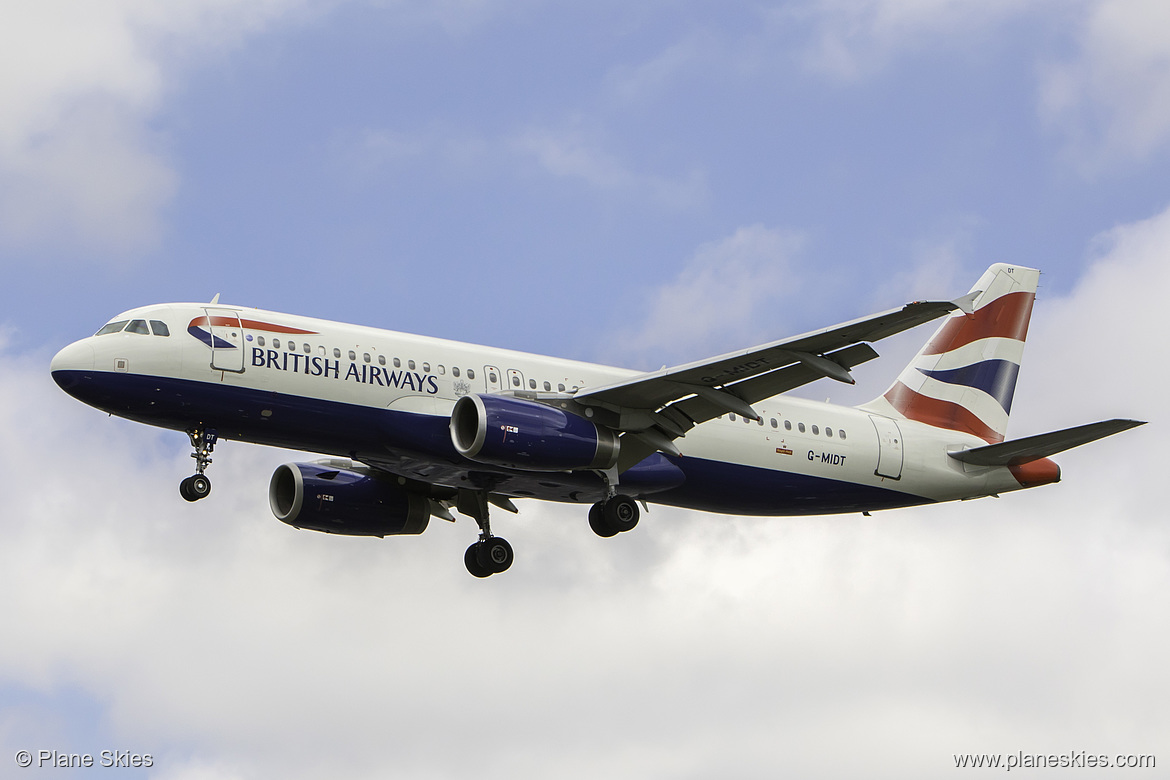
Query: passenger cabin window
[[785, 420, 792, 431], [544, 381, 551, 391], [812, 425, 819, 435], [468, 369, 475, 380], [729, 413, 737, 421], [423, 363, 430, 373], [529, 379, 537, 389], [393, 358, 401, 368], [770, 418, 778, 428], [348, 350, 356, 361], [839, 430, 847, 440], [127, 320, 150, 335], [558, 383, 565, 392], [149, 320, 170, 336], [95, 320, 129, 336], [274, 339, 281, 349], [363, 353, 371, 363], [438, 365, 445, 375], [333, 348, 341, 358], [826, 428, 833, 438], [257, 336, 266, 347], [454, 367, 461, 378], [378, 355, 386, 366], [798, 423, 806, 433], [511, 375, 520, 387], [408, 360, 416, 370], [303, 343, 310, 354]]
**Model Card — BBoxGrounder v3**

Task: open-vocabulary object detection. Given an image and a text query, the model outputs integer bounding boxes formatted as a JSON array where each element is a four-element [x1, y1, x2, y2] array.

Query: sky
[[0, 1, 1167, 778]]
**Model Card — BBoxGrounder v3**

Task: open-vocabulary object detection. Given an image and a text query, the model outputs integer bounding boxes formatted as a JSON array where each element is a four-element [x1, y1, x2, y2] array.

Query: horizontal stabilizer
[[949, 419, 1146, 467]]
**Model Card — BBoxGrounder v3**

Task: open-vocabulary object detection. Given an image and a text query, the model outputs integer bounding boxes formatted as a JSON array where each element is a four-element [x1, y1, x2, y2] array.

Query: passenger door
[[204, 308, 245, 373]]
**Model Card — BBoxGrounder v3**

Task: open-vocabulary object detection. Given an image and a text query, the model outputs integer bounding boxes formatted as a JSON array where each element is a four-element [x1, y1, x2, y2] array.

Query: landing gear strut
[[459, 489, 514, 578], [180, 427, 217, 502]]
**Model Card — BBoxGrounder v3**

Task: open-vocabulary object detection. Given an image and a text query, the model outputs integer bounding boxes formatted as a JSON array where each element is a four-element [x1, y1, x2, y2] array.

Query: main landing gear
[[459, 490, 514, 578], [588, 466, 640, 538], [179, 427, 217, 502], [588, 494, 640, 538]]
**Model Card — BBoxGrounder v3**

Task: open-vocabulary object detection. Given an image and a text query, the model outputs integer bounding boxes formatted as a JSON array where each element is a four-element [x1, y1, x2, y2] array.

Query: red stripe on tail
[[921, 291, 1035, 355], [883, 381, 1003, 443]]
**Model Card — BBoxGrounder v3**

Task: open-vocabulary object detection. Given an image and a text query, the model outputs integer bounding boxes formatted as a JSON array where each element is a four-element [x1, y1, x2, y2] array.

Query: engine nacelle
[[450, 394, 619, 471], [269, 461, 430, 537]]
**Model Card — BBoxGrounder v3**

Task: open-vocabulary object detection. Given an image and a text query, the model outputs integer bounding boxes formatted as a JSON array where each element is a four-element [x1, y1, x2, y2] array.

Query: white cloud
[[607, 224, 807, 368], [366, 0, 541, 37], [866, 220, 975, 309], [605, 33, 716, 103], [791, 0, 1033, 81], [1016, 201, 1170, 433], [1039, 0, 1170, 168], [791, 0, 1170, 166], [334, 125, 495, 182], [334, 123, 707, 209], [0, 0, 313, 260], [2, 207, 1168, 777], [514, 126, 707, 210]]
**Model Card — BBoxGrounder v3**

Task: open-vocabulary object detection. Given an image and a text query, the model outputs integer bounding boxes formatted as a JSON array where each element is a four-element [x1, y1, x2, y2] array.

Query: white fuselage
[[50, 302, 1035, 515]]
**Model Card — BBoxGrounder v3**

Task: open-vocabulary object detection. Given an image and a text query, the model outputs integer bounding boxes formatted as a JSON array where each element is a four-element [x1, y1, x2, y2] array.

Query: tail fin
[[863, 264, 1040, 443]]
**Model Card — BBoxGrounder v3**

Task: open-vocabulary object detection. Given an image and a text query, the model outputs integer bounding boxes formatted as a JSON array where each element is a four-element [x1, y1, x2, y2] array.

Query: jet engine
[[269, 461, 430, 537], [450, 394, 619, 471]]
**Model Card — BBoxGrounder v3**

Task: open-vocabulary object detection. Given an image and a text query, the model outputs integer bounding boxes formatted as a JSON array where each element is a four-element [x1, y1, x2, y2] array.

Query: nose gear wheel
[[180, 427, 217, 502]]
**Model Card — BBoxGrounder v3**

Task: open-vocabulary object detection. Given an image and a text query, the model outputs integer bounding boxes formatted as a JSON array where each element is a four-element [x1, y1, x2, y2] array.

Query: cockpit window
[[149, 320, 170, 337], [95, 320, 129, 336], [127, 319, 150, 335]]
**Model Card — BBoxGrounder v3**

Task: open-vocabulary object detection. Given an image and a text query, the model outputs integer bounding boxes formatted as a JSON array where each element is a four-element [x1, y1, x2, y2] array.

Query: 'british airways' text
[[251, 348, 439, 394]]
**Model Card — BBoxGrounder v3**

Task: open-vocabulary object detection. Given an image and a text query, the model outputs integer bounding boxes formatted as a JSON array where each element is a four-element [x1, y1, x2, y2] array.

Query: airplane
[[50, 264, 1144, 577]]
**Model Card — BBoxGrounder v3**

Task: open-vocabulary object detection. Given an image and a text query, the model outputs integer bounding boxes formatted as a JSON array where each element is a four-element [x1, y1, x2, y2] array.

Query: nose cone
[[51, 340, 95, 392]]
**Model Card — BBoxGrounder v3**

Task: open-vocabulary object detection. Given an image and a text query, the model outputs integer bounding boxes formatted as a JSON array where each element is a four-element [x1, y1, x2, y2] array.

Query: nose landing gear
[[180, 428, 217, 502]]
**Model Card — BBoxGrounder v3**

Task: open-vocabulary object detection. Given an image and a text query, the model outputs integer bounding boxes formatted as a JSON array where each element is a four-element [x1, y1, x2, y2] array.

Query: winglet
[[952, 289, 980, 315], [210, 293, 221, 305]]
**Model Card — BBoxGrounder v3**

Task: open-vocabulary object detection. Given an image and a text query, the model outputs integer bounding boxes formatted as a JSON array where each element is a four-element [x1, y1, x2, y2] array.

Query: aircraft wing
[[573, 295, 972, 468]]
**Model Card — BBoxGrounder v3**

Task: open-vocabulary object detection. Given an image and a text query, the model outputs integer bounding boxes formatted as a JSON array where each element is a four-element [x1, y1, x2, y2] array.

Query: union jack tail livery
[[866, 263, 1039, 443]]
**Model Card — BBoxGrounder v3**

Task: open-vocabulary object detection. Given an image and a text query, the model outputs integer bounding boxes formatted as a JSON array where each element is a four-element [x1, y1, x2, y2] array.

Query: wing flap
[[948, 419, 1146, 467]]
